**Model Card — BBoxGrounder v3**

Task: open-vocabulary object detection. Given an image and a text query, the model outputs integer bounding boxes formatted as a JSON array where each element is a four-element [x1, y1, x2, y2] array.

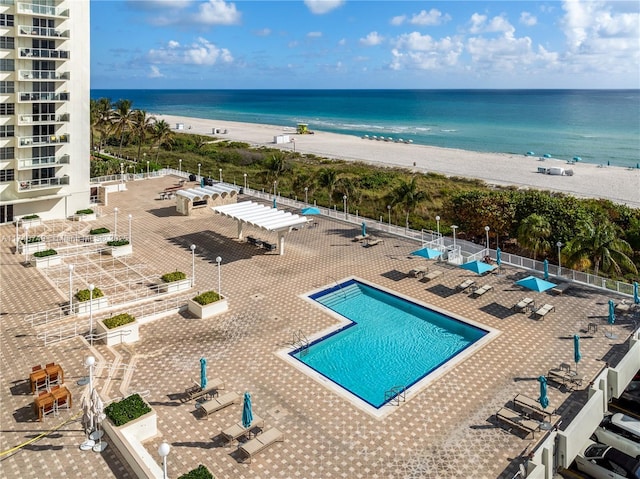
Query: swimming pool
[[285, 278, 498, 415]]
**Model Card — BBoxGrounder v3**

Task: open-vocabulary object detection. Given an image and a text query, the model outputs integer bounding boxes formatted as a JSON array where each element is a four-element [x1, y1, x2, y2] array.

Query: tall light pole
[[178, 159, 182, 175], [128, 214, 132, 244], [219, 168, 223, 183], [15, 221, 18, 255], [387, 205, 391, 226], [146, 160, 150, 178], [114, 207, 118, 238], [68, 264, 74, 310], [435, 215, 440, 236], [485, 225, 490, 250], [557, 241, 563, 276], [243, 173, 247, 191], [190, 244, 196, 287], [304, 187, 308, 204], [23, 225, 29, 264], [120, 162, 124, 182], [216, 256, 222, 295], [451, 225, 458, 248], [158, 442, 170, 479], [88, 284, 95, 347], [343, 195, 348, 219], [273, 180, 277, 196]]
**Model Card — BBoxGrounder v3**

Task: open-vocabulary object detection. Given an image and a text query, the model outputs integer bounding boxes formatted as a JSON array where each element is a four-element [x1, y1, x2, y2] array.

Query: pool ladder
[[292, 330, 310, 356], [384, 385, 407, 406]]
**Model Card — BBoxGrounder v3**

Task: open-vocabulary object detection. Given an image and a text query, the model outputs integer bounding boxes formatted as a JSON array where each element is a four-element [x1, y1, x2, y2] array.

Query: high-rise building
[[0, 0, 90, 224]]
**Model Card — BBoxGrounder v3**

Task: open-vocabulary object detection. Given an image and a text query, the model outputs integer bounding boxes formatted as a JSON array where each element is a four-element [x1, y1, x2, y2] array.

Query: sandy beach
[[157, 114, 640, 208]]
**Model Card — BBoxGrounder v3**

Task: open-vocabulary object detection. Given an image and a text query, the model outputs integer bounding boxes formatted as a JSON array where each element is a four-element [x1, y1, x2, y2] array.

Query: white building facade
[[0, 0, 90, 223]]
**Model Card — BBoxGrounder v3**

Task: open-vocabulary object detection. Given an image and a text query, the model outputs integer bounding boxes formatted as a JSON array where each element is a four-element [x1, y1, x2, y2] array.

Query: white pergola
[[212, 201, 308, 255], [176, 183, 239, 202]]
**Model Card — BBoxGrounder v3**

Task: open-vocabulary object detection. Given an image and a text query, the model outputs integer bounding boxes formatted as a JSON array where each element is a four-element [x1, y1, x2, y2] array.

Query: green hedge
[[106, 239, 130, 247], [90, 227, 110, 235], [75, 287, 104, 302], [161, 271, 187, 283], [22, 214, 40, 220], [33, 249, 57, 258], [75, 208, 94, 215], [20, 236, 42, 244], [178, 465, 214, 479], [105, 394, 151, 427], [103, 313, 135, 329], [192, 291, 221, 305]]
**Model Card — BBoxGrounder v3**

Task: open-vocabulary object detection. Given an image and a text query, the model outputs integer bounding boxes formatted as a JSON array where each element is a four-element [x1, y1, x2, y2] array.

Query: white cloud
[[390, 15, 406, 26], [390, 33, 463, 70], [338, 38, 347, 46], [304, 0, 344, 15], [410, 9, 451, 26], [194, 0, 241, 25], [127, 0, 191, 11], [469, 13, 515, 34], [145, 0, 240, 26], [520, 12, 537, 26], [149, 65, 164, 78], [147, 37, 233, 66], [307, 31, 322, 38], [255, 28, 271, 37], [360, 31, 384, 46], [167, 40, 180, 49]]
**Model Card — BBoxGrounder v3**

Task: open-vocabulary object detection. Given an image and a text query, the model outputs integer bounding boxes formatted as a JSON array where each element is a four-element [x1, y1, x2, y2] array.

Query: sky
[[90, 0, 640, 89]]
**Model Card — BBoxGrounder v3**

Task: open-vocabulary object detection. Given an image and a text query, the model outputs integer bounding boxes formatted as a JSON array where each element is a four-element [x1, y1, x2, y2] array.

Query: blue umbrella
[[361, 222, 367, 237], [459, 259, 496, 275], [608, 299, 615, 325], [273, 198, 277, 209], [538, 376, 549, 409], [543, 259, 549, 281], [410, 247, 442, 260], [496, 247, 501, 267], [573, 334, 581, 374], [633, 281, 639, 304], [543, 153, 552, 158], [200, 357, 207, 390], [301, 207, 320, 215], [515, 275, 556, 292], [573, 156, 582, 162], [526, 151, 535, 156], [241, 391, 253, 428]]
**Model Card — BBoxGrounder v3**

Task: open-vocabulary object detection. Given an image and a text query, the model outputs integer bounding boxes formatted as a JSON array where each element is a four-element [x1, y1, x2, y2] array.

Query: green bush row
[[90, 227, 110, 235], [22, 214, 40, 220], [75, 287, 104, 302], [33, 249, 57, 258], [177, 465, 214, 479], [103, 313, 135, 329], [192, 291, 221, 305], [75, 209, 94, 215], [20, 236, 42, 244], [161, 271, 187, 283], [106, 239, 130, 247], [104, 393, 151, 427]]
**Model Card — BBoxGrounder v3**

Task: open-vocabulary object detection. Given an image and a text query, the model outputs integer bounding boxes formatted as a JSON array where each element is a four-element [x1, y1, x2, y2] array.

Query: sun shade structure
[[459, 259, 496, 275], [515, 275, 556, 292], [176, 184, 239, 216], [410, 247, 443, 260], [212, 201, 308, 255]]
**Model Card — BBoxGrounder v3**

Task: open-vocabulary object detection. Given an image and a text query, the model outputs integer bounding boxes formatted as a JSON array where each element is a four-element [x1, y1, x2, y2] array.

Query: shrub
[[192, 291, 221, 305], [161, 271, 187, 283], [106, 239, 130, 247], [22, 214, 40, 220], [178, 465, 214, 479], [75, 208, 94, 215], [20, 236, 42, 244], [75, 287, 104, 302], [33, 249, 57, 258], [90, 227, 110, 235], [103, 313, 135, 329], [104, 394, 151, 427]]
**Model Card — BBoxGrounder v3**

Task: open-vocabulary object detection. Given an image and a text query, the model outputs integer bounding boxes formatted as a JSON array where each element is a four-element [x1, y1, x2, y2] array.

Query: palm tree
[[132, 110, 155, 162], [151, 119, 173, 162], [564, 218, 637, 277], [390, 177, 428, 230], [90, 97, 112, 151], [517, 213, 551, 260], [112, 99, 134, 158], [265, 152, 287, 182], [317, 168, 338, 204]]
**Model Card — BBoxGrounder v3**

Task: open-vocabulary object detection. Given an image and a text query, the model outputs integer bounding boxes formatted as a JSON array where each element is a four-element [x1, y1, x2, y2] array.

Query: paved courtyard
[[1, 176, 637, 479]]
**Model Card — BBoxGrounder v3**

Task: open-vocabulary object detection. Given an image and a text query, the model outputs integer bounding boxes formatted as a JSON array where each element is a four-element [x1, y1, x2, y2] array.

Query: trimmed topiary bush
[[161, 271, 187, 283], [192, 291, 221, 306], [103, 313, 135, 329], [20, 236, 42, 244], [107, 239, 130, 247], [33, 249, 57, 257], [75, 287, 104, 302], [23, 214, 40, 220], [177, 465, 214, 479], [90, 227, 110, 235], [75, 208, 94, 215], [104, 393, 151, 427]]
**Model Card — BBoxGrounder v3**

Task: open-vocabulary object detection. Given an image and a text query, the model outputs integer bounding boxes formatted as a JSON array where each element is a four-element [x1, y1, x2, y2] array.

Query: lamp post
[[146, 160, 150, 178], [68, 264, 74, 310], [178, 159, 182, 175], [120, 162, 124, 182], [158, 442, 170, 479], [485, 225, 490, 250], [197, 163, 201, 180], [435, 215, 440, 236], [216, 256, 222, 295], [190, 244, 196, 287], [557, 241, 563, 276], [343, 195, 347, 219], [219, 168, 222, 183], [128, 214, 132, 243], [243, 173, 247, 190], [114, 207, 118, 238], [304, 187, 308, 204], [15, 221, 18, 255], [451, 225, 458, 248], [23, 225, 29, 264], [387, 205, 391, 226], [88, 284, 95, 347], [273, 180, 277, 197]]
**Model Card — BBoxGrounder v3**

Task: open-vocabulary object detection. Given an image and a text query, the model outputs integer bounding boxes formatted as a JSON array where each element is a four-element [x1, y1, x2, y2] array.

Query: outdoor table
[[29, 369, 47, 393], [45, 364, 63, 385], [51, 385, 72, 410], [34, 392, 55, 421]]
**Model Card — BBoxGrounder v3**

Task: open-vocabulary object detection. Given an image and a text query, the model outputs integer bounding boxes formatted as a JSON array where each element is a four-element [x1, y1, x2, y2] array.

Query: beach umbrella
[[410, 247, 442, 260], [633, 282, 639, 304], [361, 222, 367, 237], [543, 153, 552, 158], [273, 198, 277, 209], [573, 156, 582, 162], [515, 275, 556, 292], [538, 376, 549, 409], [301, 207, 320, 215], [573, 334, 582, 374], [200, 357, 207, 390], [241, 391, 253, 429], [459, 259, 496, 275], [526, 151, 535, 156], [496, 247, 502, 267], [543, 259, 549, 281]]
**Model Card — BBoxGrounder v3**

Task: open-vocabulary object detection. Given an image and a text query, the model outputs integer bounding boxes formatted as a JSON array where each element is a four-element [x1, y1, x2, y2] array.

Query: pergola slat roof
[[212, 201, 308, 232], [176, 184, 239, 201]]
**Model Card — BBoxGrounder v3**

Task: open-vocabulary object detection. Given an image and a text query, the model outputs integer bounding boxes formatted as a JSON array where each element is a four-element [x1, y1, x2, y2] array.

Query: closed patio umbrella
[[634, 281, 639, 305], [200, 357, 207, 390], [242, 391, 253, 429], [606, 299, 617, 339], [496, 247, 501, 267], [538, 376, 549, 409], [543, 259, 549, 281], [273, 198, 277, 209], [573, 334, 581, 375], [361, 222, 366, 237]]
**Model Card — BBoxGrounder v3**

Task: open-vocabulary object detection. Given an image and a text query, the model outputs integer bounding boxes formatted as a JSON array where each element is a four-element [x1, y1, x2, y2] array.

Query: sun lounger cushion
[[513, 297, 534, 312], [238, 428, 284, 463], [551, 283, 571, 295], [534, 304, 555, 319], [365, 239, 382, 247], [471, 284, 492, 297], [457, 279, 475, 291], [424, 270, 442, 281], [221, 415, 264, 443], [353, 234, 369, 242], [198, 391, 239, 417], [496, 407, 539, 438]]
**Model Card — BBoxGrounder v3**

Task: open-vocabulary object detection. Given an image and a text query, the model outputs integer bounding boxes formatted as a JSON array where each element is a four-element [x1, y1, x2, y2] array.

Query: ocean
[[91, 90, 640, 168]]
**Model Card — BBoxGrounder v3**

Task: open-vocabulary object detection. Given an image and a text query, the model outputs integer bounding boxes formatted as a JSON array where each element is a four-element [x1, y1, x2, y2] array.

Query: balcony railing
[[18, 133, 69, 147], [18, 92, 69, 102], [17, 154, 69, 169], [17, 2, 69, 18], [19, 70, 70, 81], [18, 25, 69, 38], [19, 48, 70, 60], [18, 113, 69, 125], [16, 175, 69, 191]]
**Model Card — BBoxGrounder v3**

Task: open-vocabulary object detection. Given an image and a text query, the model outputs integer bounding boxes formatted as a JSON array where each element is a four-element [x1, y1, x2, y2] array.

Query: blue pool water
[[293, 279, 488, 408]]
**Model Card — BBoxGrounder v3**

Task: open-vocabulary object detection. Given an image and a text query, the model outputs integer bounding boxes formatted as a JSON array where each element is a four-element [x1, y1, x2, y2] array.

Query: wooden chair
[[35, 391, 55, 421], [51, 385, 71, 413], [32, 365, 42, 372]]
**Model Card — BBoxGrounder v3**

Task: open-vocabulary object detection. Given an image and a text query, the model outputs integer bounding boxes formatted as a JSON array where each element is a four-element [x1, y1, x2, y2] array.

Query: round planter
[[158, 278, 191, 293], [187, 297, 228, 319]]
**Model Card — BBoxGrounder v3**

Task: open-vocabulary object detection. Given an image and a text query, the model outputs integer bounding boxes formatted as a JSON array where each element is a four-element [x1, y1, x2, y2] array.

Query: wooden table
[[51, 385, 72, 410], [29, 369, 47, 393], [45, 364, 63, 385], [34, 392, 55, 421]]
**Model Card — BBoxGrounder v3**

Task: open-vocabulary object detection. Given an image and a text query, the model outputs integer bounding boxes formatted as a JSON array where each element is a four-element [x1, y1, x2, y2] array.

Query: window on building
[[0, 81, 14, 93], [0, 169, 15, 182], [0, 147, 15, 160], [0, 15, 15, 27], [0, 126, 14, 138], [0, 36, 15, 49], [0, 59, 15, 71], [0, 103, 15, 115]]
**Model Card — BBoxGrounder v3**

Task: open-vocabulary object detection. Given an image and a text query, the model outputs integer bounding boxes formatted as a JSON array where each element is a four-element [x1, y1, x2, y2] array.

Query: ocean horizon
[[91, 89, 640, 168]]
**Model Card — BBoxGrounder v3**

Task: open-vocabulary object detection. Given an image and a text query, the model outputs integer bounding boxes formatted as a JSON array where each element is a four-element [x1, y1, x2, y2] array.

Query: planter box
[[90, 233, 113, 243], [18, 242, 47, 254], [158, 278, 191, 293], [95, 318, 139, 346], [30, 254, 61, 268], [73, 213, 96, 222], [187, 297, 228, 319], [74, 296, 109, 314], [105, 243, 132, 257], [19, 218, 41, 227]]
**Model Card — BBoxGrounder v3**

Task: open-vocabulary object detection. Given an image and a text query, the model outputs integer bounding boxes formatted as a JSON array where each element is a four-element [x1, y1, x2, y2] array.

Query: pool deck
[[1, 176, 637, 479]]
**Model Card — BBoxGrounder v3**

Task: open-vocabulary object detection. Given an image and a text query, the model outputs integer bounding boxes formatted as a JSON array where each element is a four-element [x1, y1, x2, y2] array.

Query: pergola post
[[278, 232, 285, 255], [237, 221, 244, 240]]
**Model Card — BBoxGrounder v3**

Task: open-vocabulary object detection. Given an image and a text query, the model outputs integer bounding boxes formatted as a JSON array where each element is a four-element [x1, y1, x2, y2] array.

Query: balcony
[[18, 25, 69, 39], [19, 48, 70, 60], [17, 154, 69, 169], [18, 92, 69, 102], [19, 70, 70, 81], [16, 175, 69, 192], [18, 113, 69, 125], [17, 2, 69, 18], [18, 133, 69, 147]]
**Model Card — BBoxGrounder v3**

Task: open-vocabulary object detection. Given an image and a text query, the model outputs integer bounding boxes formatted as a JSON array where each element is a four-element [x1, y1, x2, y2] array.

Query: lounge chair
[[408, 266, 428, 278], [353, 234, 369, 242], [551, 283, 571, 295], [424, 270, 442, 281], [198, 391, 240, 418], [220, 415, 264, 444], [496, 407, 539, 439], [470, 284, 493, 297], [615, 302, 631, 314], [238, 427, 284, 463], [513, 297, 534, 313], [547, 365, 584, 389], [533, 304, 555, 319], [365, 238, 383, 247], [181, 378, 225, 402], [513, 393, 555, 420], [456, 279, 475, 292]]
